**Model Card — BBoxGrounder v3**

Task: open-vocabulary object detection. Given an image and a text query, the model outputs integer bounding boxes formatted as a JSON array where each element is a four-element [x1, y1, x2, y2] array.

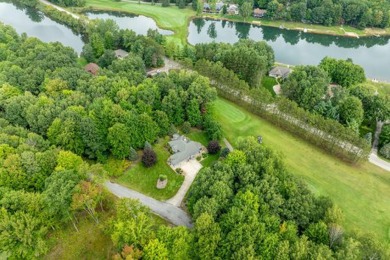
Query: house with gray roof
[[114, 49, 129, 59], [168, 134, 202, 167], [269, 66, 292, 79]]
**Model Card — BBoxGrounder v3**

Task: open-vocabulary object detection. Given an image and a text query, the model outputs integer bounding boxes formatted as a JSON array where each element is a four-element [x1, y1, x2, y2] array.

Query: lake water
[[188, 18, 390, 81], [85, 11, 173, 36], [0, 2, 84, 53]]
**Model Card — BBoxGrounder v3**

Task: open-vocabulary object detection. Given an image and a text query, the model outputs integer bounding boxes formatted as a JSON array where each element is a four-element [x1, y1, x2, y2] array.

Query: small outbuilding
[[253, 8, 267, 18], [168, 134, 202, 167], [269, 66, 292, 79], [84, 63, 99, 75], [114, 49, 129, 59]]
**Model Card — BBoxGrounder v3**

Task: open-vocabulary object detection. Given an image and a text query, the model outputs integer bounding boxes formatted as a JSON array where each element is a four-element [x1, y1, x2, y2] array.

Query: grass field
[[214, 98, 390, 242], [116, 137, 184, 200], [83, 0, 195, 43]]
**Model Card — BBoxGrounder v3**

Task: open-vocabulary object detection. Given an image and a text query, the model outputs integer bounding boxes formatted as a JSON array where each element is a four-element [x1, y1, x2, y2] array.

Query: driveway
[[166, 159, 202, 207], [105, 181, 192, 227]]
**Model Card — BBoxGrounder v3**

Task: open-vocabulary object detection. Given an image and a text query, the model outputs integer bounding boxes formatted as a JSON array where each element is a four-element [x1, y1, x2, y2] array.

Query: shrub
[[379, 143, 390, 159], [196, 155, 202, 161], [379, 125, 390, 148], [144, 141, 152, 150], [142, 148, 157, 167], [128, 147, 138, 161], [207, 140, 221, 154], [182, 121, 191, 134], [220, 147, 230, 158], [168, 125, 177, 136], [175, 168, 183, 174], [159, 174, 167, 181]]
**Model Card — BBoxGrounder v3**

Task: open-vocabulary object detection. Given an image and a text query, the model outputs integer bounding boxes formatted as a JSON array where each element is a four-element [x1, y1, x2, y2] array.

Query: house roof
[[253, 8, 267, 15], [84, 63, 99, 75], [114, 49, 129, 58], [203, 3, 210, 9], [269, 66, 291, 77], [228, 4, 238, 10], [168, 135, 202, 166], [216, 2, 224, 10]]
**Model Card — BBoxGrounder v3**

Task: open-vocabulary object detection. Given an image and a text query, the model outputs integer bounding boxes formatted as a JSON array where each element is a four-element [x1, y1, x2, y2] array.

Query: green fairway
[[117, 138, 184, 200], [214, 98, 390, 242], [83, 0, 194, 43]]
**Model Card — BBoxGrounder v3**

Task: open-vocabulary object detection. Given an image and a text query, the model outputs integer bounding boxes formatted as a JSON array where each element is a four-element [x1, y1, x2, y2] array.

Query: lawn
[[83, 0, 195, 43], [116, 137, 184, 200], [213, 98, 390, 242], [261, 76, 277, 97]]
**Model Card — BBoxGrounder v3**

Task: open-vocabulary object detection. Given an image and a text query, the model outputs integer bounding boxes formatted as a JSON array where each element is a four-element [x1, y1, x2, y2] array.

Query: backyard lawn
[[83, 0, 194, 43], [214, 98, 390, 242], [116, 137, 184, 200]]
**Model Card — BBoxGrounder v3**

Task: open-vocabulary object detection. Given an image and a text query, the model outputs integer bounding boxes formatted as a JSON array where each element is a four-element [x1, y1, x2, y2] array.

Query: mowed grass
[[83, 0, 194, 43], [214, 98, 390, 242], [116, 137, 184, 200]]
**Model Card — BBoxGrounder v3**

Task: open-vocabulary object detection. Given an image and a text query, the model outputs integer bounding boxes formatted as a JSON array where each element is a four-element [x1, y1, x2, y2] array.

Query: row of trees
[[192, 39, 275, 87], [256, 0, 390, 29], [190, 58, 370, 161]]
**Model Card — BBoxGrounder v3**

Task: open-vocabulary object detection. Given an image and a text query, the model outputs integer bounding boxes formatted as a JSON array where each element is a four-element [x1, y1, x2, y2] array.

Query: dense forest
[[0, 22, 219, 258]]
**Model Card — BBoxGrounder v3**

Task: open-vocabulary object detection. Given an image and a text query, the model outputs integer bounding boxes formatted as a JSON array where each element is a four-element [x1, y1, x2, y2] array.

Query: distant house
[[216, 1, 224, 12], [114, 49, 129, 59], [84, 63, 99, 75], [203, 3, 210, 12], [253, 8, 267, 18], [269, 66, 292, 79], [168, 134, 202, 167], [228, 4, 239, 15]]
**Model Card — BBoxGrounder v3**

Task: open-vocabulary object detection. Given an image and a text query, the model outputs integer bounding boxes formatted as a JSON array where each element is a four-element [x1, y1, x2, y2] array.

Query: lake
[[0, 1, 84, 53], [85, 11, 173, 36], [188, 18, 390, 81]]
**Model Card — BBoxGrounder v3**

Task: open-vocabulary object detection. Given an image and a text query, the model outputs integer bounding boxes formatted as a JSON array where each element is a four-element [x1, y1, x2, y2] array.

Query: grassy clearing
[[45, 204, 115, 259], [103, 156, 132, 177], [83, 0, 194, 43], [116, 137, 184, 200], [213, 98, 390, 242], [261, 76, 277, 97]]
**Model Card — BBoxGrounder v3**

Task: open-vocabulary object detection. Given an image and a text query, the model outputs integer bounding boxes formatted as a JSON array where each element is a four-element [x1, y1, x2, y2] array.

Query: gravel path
[[105, 181, 193, 227], [223, 138, 234, 151]]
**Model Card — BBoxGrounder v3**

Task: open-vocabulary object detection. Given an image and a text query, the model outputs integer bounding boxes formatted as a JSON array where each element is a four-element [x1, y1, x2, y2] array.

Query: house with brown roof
[[253, 8, 267, 18], [84, 63, 99, 75]]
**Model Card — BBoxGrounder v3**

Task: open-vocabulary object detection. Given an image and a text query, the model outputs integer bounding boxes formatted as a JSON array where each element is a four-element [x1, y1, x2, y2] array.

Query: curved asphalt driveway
[[105, 181, 193, 227]]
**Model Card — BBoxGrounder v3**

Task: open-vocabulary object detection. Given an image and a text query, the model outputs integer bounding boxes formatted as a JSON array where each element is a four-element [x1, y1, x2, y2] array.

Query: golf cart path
[[105, 181, 192, 227]]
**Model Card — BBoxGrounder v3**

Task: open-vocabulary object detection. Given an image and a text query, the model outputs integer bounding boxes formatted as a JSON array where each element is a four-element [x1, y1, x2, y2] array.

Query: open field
[[83, 0, 194, 43], [116, 137, 184, 200], [214, 98, 390, 242]]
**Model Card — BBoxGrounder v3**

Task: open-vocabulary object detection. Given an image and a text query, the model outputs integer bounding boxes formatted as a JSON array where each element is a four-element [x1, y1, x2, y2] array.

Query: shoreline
[[201, 14, 390, 38]]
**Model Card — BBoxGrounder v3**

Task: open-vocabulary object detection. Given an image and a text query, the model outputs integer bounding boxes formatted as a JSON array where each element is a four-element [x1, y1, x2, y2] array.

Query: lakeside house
[[228, 4, 239, 15], [114, 49, 129, 59], [203, 2, 224, 13], [269, 66, 292, 79], [253, 8, 267, 18], [84, 63, 99, 75], [168, 134, 202, 167]]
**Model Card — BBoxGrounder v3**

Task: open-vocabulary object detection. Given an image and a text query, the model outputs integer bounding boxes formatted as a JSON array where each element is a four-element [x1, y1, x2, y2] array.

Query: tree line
[[256, 0, 390, 29], [188, 58, 370, 162]]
